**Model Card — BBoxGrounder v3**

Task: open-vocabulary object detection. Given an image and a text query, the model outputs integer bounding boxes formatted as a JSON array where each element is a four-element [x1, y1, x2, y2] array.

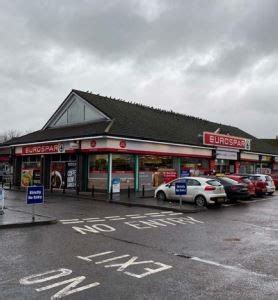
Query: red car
[[271, 174, 278, 189], [226, 175, 256, 197], [246, 175, 267, 196]]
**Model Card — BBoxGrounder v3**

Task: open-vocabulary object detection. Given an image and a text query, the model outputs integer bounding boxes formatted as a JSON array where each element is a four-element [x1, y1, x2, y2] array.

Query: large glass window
[[139, 155, 176, 190], [112, 154, 134, 190], [181, 157, 210, 176], [88, 154, 108, 191]]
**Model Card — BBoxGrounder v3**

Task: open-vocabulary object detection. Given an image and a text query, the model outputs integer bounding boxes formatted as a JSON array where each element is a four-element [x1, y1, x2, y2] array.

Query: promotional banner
[[66, 162, 77, 189], [50, 162, 66, 189], [21, 169, 33, 187]]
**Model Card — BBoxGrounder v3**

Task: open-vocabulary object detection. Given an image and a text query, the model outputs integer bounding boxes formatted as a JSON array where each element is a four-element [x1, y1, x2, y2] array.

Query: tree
[[0, 129, 21, 144]]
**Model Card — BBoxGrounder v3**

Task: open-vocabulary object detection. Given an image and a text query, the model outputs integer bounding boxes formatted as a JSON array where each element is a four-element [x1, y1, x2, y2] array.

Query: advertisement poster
[[112, 178, 121, 193], [66, 162, 77, 189], [21, 169, 33, 187], [50, 162, 65, 189], [33, 169, 41, 185]]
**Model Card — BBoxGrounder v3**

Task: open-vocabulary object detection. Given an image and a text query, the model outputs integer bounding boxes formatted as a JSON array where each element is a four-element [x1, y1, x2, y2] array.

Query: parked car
[[248, 174, 275, 195], [271, 174, 278, 189], [154, 177, 227, 207], [213, 176, 249, 200], [226, 175, 256, 197]]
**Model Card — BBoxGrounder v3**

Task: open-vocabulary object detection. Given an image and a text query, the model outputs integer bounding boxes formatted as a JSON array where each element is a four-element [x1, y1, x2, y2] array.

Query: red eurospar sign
[[22, 143, 65, 155], [203, 132, 251, 150]]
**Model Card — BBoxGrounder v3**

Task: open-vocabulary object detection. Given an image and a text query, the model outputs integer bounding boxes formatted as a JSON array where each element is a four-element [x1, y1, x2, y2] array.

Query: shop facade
[[1, 89, 277, 193]]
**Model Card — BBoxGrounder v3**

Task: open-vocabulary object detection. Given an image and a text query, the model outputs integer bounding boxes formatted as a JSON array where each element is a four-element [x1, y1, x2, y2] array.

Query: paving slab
[[0, 208, 57, 229]]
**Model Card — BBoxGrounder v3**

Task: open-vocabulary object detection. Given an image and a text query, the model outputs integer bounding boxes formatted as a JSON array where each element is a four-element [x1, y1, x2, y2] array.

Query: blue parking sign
[[26, 186, 44, 204], [175, 181, 187, 195]]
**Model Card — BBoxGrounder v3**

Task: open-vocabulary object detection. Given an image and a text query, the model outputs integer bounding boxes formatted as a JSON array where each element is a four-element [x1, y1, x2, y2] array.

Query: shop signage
[[216, 150, 238, 160], [0, 156, 9, 162], [181, 170, 190, 177], [22, 143, 65, 155], [26, 186, 44, 205], [203, 132, 251, 150], [261, 155, 271, 162], [175, 181, 187, 196], [90, 140, 97, 148], [119, 140, 127, 148], [112, 178, 121, 193]]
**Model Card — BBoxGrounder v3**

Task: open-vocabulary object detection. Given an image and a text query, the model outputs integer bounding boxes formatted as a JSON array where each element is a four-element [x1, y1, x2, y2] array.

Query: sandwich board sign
[[26, 186, 44, 221], [0, 188, 4, 215]]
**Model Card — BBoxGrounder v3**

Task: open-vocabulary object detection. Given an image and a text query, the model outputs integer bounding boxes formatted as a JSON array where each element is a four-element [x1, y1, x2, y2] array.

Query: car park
[[155, 177, 227, 207], [213, 176, 249, 200], [226, 175, 256, 197], [248, 174, 276, 195]]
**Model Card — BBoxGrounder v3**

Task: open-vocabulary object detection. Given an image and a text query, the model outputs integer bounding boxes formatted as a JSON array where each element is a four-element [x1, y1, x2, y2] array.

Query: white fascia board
[[241, 151, 277, 157]]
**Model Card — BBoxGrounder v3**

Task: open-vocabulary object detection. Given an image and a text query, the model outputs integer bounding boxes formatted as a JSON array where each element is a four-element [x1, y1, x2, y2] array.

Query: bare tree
[[0, 129, 22, 144]]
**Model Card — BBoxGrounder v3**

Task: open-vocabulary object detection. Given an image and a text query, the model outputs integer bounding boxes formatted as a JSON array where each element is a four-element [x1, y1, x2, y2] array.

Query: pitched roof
[[2, 89, 278, 155], [261, 139, 278, 149]]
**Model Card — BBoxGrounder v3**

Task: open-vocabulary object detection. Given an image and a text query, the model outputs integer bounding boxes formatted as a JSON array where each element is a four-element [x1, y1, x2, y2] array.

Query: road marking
[[108, 218, 126, 221], [105, 216, 121, 219], [149, 214, 164, 217], [60, 219, 80, 222], [160, 211, 174, 214], [95, 255, 131, 265], [168, 213, 183, 216], [86, 219, 105, 223], [61, 221, 84, 224], [130, 216, 147, 219], [82, 218, 102, 221], [72, 224, 116, 234], [236, 222, 278, 232], [144, 212, 163, 216], [77, 251, 173, 279], [125, 214, 140, 217]]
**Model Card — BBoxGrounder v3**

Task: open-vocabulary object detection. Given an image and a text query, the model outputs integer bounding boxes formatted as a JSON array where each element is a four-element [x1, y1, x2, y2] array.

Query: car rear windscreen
[[219, 177, 239, 185], [207, 180, 222, 186]]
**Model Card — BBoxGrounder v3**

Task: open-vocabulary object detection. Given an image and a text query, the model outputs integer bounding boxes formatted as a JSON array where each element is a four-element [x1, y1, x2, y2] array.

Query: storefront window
[[180, 157, 209, 176], [215, 159, 235, 174], [88, 154, 108, 190], [112, 154, 134, 190], [21, 157, 41, 187], [139, 155, 176, 190]]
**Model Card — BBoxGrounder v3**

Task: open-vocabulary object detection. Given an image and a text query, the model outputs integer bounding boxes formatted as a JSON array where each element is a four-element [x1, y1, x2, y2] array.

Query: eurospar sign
[[22, 143, 65, 155], [203, 132, 251, 150]]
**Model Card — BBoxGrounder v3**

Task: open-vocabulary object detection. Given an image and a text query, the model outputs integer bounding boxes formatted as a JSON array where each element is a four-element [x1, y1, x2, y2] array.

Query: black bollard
[[76, 186, 80, 196], [142, 185, 145, 197], [91, 185, 95, 197], [128, 185, 130, 198], [1, 181, 3, 188]]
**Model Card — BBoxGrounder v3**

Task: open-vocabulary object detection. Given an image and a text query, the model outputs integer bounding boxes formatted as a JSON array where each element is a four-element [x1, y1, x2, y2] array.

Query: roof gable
[[43, 91, 110, 129]]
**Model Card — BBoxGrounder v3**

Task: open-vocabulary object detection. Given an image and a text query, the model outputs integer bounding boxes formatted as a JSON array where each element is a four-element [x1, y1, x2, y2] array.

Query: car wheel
[[156, 191, 167, 201], [268, 192, 274, 196], [195, 195, 207, 207]]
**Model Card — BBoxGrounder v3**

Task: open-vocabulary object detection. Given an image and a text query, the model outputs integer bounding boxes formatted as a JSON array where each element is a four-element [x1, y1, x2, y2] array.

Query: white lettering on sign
[[19, 268, 100, 299], [72, 224, 116, 235], [77, 251, 172, 279]]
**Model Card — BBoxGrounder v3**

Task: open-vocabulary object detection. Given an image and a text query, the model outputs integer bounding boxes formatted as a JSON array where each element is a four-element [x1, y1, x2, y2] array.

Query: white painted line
[[149, 214, 164, 217], [237, 222, 278, 232], [105, 216, 121, 219], [125, 214, 141, 217], [82, 218, 101, 221], [160, 211, 174, 214], [168, 213, 183, 216], [60, 219, 80, 222], [86, 219, 105, 223], [108, 218, 126, 221], [144, 213, 163, 216], [190, 257, 236, 270], [130, 216, 147, 219], [62, 221, 84, 224], [77, 251, 115, 262], [95, 255, 130, 265]]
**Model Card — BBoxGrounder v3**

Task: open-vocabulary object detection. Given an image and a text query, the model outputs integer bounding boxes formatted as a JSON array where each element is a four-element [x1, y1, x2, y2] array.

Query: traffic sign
[[175, 181, 187, 195], [26, 186, 44, 204]]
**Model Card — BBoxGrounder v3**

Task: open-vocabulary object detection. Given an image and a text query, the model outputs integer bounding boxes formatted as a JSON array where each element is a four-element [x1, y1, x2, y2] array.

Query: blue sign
[[181, 170, 190, 177], [175, 181, 187, 195], [26, 186, 44, 204]]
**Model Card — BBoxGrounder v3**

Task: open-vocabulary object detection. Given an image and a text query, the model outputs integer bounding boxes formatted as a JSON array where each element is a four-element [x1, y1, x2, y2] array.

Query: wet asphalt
[[1, 191, 278, 299]]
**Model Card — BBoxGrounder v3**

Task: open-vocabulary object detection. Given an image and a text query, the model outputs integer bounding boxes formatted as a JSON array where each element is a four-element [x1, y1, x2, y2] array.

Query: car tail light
[[205, 185, 216, 191]]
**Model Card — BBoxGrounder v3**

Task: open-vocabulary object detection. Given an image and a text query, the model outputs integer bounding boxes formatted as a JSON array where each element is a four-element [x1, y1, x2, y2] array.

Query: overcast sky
[[0, 0, 278, 138]]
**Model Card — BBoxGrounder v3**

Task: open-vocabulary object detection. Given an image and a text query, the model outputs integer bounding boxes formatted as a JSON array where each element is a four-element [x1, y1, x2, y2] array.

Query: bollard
[[9, 181, 12, 190], [76, 186, 80, 196], [1, 181, 3, 188], [110, 185, 113, 201], [142, 185, 145, 198], [91, 185, 95, 197], [128, 185, 130, 198]]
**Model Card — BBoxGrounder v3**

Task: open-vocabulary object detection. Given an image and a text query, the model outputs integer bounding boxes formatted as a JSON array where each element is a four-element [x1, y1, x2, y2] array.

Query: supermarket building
[[1, 89, 278, 192]]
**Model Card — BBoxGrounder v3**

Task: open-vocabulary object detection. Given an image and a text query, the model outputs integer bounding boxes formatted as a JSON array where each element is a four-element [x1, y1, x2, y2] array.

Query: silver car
[[252, 174, 276, 195], [154, 177, 227, 207]]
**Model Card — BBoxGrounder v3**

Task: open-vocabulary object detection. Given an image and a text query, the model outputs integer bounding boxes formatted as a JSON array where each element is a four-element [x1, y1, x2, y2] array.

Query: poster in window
[[33, 169, 41, 185], [50, 162, 65, 189], [21, 169, 33, 187], [66, 162, 77, 189]]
